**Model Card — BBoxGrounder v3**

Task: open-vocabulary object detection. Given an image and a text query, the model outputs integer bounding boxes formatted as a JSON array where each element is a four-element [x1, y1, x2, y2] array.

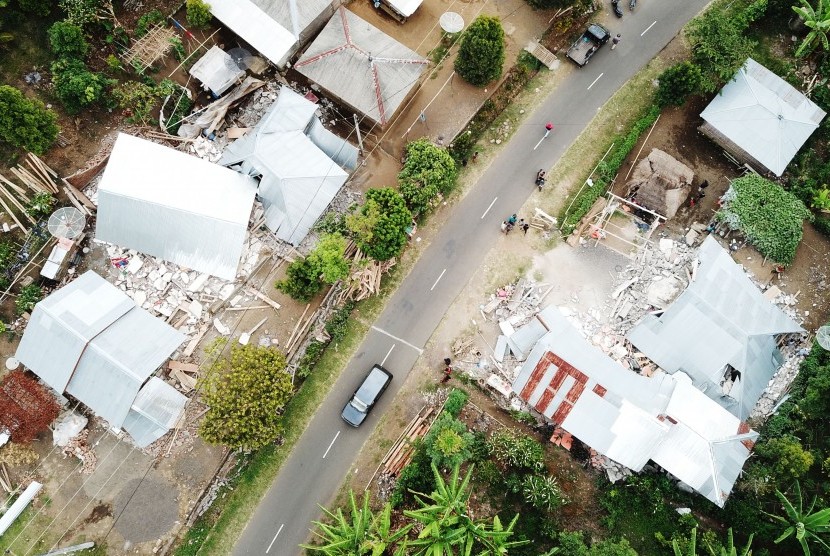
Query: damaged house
[[15, 271, 188, 448], [512, 305, 757, 507], [625, 148, 693, 220], [220, 87, 358, 245], [295, 7, 429, 127], [626, 236, 804, 420], [699, 58, 825, 177], [95, 133, 259, 281]]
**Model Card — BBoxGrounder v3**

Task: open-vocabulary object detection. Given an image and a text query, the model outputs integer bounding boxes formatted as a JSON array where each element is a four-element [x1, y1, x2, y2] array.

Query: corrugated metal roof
[[188, 46, 246, 96], [295, 8, 428, 127], [512, 305, 755, 507], [15, 271, 185, 433], [255, 0, 333, 39], [221, 88, 354, 245], [383, 0, 425, 17], [700, 58, 825, 176], [627, 236, 803, 419], [208, 0, 298, 67], [95, 133, 258, 280], [122, 377, 188, 448]]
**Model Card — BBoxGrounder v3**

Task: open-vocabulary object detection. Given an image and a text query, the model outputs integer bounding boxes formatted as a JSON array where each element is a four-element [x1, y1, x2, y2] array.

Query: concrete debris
[[61, 429, 97, 474]]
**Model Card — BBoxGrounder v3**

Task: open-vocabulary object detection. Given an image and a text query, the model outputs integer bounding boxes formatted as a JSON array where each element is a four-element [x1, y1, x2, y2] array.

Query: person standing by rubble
[[441, 357, 453, 383]]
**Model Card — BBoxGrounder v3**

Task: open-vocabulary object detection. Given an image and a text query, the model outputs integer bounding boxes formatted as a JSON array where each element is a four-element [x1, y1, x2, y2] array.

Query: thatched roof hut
[[625, 149, 693, 219]]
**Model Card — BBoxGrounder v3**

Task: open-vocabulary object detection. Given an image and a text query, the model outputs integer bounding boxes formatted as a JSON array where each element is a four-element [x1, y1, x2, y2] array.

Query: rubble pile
[[61, 429, 97, 474], [588, 449, 632, 483]]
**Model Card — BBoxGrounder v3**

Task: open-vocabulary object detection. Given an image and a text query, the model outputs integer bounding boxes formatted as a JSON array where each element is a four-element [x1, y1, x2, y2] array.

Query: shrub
[[58, 0, 103, 28], [295, 339, 325, 380], [25, 192, 56, 219], [48, 21, 88, 59], [455, 15, 505, 87], [0, 86, 59, 155], [390, 442, 435, 508], [687, 3, 758, 92], [656, 62, 704, 107], [755, 435, 814, 481], [399, 139, 458, 216], [717, 175, 812, 265], [135, 9, 164, 37], [488, 429, 545, 472], [346, 188, 412, 262], [276, 256, 324, 302], [443, 388, 468, 417], [15, 284, 43, 315], [522, 474, 565, 511], [112, 80, 158, 124], [424, 413, 474, 469], [0, 443, 39, 466], [186, 0, 212, 29], [17, 0, 52, 16], [324, 301, 354, 343], [307, 233, 349, 284], [51, 58, 109, 114]]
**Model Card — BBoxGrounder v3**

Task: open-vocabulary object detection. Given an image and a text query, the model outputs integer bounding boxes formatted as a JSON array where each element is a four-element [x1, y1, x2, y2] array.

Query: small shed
[[188, 46, 246, 96], [374, 0, 425, 22], [295, 7, 429, 127], [627, 236, 804, 419], [95, 133, 258, 280], [699, 58, 825, 176], [15, 271, 187, 447], [208, 0, 337, 69], [220, 87, 357, 245], [625, 149, 694, 219]]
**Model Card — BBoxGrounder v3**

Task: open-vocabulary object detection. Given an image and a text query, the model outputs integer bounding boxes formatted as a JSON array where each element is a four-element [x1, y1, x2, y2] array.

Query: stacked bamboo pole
[[381, 406, 435, 477]]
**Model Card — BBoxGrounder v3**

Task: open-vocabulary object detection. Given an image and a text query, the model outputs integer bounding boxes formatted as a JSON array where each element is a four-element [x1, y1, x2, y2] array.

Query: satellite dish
[[47, 207, 85, 239], [439, 12, 464, 34], [817, 325, 830, 350], [226, 47, 253, 71]]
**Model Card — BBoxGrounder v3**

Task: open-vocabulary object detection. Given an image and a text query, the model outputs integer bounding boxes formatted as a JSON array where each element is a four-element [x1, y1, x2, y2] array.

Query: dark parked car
[[341, 364, 393, 427]]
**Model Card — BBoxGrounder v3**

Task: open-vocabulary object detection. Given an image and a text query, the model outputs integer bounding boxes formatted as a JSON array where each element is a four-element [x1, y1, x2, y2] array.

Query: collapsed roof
[[627, 236, 804, 420], [15, 271, 187, 448], [625, 149, 693, 219], [513, 305, 757, 507], [220, 87, 358, 245], [208, 0, 335, 68], [95, 133, 258, 280], [700, 58, 825, 177], [295, 7, 429, 127]]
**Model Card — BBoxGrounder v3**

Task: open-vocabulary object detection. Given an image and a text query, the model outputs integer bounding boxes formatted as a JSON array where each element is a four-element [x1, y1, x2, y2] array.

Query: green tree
[[186, 0, 212, 28], [346, 188, 412, 262], [198, 343, 293, 451], [0, 85, 58, 154], [656, 62, 704, 107], [16, 0, 51, 16], [454, 15, 505, 87], [398, 139, 458, 216], [307, 232, 349, 284], [766, 481, 830, 555], [404, 463, 528, 554], [48, 21, 88, 58], [302, 490, 410, 555], [687, 8, 756, 92], [755, 435, 814, 481], [50, 58, 109, 114], [276, 257, 324, 302], [424, 413, 474, 469], [793, 0, 830, 57], [15, 284, 43, 315], [716, 175, 812, 265]]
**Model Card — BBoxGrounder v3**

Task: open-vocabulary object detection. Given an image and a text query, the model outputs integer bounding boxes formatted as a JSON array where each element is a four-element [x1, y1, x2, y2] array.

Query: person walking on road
[[611, 34, 621, 50]]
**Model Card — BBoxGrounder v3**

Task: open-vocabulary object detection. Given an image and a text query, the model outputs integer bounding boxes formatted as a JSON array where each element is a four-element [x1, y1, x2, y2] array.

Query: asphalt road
[[234, 1, 713, 554]]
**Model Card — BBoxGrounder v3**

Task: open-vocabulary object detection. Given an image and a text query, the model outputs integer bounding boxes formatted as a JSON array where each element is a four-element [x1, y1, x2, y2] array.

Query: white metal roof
[[295, 8, 428, 127], [512, 305, 756, 507], [627, 236, 803, 419], [220, 88, 353, 245], [208, 0, 298, 68], [122, 377, 188, 448], [384, 0, 425, 17], [188, 46, 246, 96], [700, 58, 825, 176], [95, 133, 258, 280], [15, 271, 185, 435]]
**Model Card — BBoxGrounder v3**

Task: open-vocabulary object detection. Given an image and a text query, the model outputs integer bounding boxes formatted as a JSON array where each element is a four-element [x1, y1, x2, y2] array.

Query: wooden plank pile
[[339, 248, 396, 302], [381, 406, 435, 477]]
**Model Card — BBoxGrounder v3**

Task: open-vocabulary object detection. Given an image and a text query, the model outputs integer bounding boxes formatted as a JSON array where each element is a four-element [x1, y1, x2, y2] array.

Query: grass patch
[[0, 504, 61, 554]]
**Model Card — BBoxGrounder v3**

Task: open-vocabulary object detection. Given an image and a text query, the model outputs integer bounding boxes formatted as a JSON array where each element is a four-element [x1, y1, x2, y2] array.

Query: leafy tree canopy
[[346, 187, 412, 261], [424, 413, 474, 469], [0, 85, 58, 154], [399, 138, 457, 216], [687, 5, 758, 92], [198, 343, 293, 451], [454, 15, 505, 87], [48, 20, 88, 59], [186, 0, 212, 29], [716, 175, 811, 265], [50, 58, 110, 114], [656, 62, 704, 107], [307, 232, 350, 284]]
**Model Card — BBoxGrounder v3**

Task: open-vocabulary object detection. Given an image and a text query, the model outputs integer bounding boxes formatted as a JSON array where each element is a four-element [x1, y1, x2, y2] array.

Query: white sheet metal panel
[[251, 0, 333, 40], [95, 133, 258, 280], [700, 58, 825, 176], [208, 0, 297, 68], [384, 0, 424, 17], [189, 46, 246, 96], [15, 271, 133, 392], [122, 377, 188, 448], [0, 481, 42, 536], [295, 8, 428, 126]]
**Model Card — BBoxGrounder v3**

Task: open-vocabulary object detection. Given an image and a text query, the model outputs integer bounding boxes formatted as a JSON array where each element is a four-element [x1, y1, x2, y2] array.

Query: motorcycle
[[611, 0, 623, 17], [629, 0, 636, 11], [535, 170, 546, 191]]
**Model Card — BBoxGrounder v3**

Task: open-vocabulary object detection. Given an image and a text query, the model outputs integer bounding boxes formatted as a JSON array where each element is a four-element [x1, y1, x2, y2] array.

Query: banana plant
[[765, 481, 830, 556], [793, 0, 830, 57]]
